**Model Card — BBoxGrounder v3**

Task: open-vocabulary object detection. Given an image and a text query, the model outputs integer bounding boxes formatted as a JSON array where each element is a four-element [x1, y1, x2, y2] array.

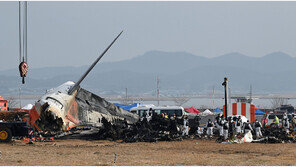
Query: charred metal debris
[[253, 127, 296, 143], [78, 114, 185, 143]]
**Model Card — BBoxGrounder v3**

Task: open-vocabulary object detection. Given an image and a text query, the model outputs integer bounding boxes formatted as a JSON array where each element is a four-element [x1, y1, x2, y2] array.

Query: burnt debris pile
[[257, 127, 296, 143], [0, 111, 27, 122], [35, 102, 64, 133], [84, 114, 184, 142]]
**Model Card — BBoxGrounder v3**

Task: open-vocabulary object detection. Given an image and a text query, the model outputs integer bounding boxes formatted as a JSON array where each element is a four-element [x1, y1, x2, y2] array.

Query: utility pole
[[19, 87, 22, 108], [228, 86, 231, 113], [125, 87, 128, 105], [157, 76, 160, 106], [249, 84, 252, 103], [222, 77, 228, 117], [212, 86, 215, 109]]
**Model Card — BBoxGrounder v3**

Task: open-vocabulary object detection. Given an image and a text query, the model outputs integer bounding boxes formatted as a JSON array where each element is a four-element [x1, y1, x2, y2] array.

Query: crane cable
[[19, 1, 28, 84]]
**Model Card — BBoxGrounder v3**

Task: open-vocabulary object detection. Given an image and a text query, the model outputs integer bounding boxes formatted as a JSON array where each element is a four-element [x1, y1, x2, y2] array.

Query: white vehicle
[[130, 105, 186, 118], [129, 105, 154, 117]]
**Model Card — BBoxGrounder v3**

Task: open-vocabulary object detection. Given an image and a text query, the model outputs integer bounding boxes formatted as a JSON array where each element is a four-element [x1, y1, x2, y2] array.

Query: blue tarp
[[114, 103, 140, 111], [213, 108, 223, 113], [255, 109, 265, 115]]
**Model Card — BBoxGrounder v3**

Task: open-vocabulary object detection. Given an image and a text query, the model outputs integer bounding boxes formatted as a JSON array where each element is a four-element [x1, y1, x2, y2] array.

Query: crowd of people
[[86, 109, 296, 143], [272, 113, 295, 134], [205, 113, 261, 140], [203, 113, 296, 142]]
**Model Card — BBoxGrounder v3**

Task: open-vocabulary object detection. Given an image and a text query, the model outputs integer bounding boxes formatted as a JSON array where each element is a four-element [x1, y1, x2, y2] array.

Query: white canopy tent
[[202, 109, 213, 115], [22, 103, 33, 110]]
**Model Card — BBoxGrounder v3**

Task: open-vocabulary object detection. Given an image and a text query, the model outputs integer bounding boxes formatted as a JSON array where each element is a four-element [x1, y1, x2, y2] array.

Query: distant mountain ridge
[[1, 50, 296, 95]]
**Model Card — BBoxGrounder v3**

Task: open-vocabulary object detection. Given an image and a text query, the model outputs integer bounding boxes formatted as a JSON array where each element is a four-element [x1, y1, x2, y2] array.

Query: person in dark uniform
[[254, 119, 263, 139], [182, 116, 189, 137], [189, 115, 201, 135], [235, 116, 242, 135], [216, 114, 224, 137], [223, 118, 229, 140], [242, 120, 253, 134], [228, 117, 234, 139], [206, 119, 214, 137]]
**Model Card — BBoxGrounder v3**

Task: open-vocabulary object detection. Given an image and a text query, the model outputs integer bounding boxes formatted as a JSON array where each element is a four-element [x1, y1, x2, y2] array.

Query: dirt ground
[[0, 139, 296, 166]]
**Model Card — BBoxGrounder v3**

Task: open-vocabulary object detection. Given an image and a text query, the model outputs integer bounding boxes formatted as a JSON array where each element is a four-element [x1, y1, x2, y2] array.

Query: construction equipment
[[18, 1, 28, 84], [0, 121, 29, 142]]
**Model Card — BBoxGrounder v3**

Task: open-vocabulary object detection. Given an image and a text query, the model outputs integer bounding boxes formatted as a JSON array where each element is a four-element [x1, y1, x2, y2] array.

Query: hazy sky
[[1, 1, 296, 70]]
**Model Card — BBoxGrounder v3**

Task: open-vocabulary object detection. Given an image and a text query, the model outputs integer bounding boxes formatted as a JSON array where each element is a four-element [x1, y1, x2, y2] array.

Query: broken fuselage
[[35, 81, 78, 131], [34, 81, 139, 132], [32, 31, 139, 132]]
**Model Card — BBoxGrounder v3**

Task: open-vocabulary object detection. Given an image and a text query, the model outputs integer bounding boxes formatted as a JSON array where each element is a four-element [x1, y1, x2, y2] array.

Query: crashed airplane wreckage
[[29, 31, 139, 133]]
